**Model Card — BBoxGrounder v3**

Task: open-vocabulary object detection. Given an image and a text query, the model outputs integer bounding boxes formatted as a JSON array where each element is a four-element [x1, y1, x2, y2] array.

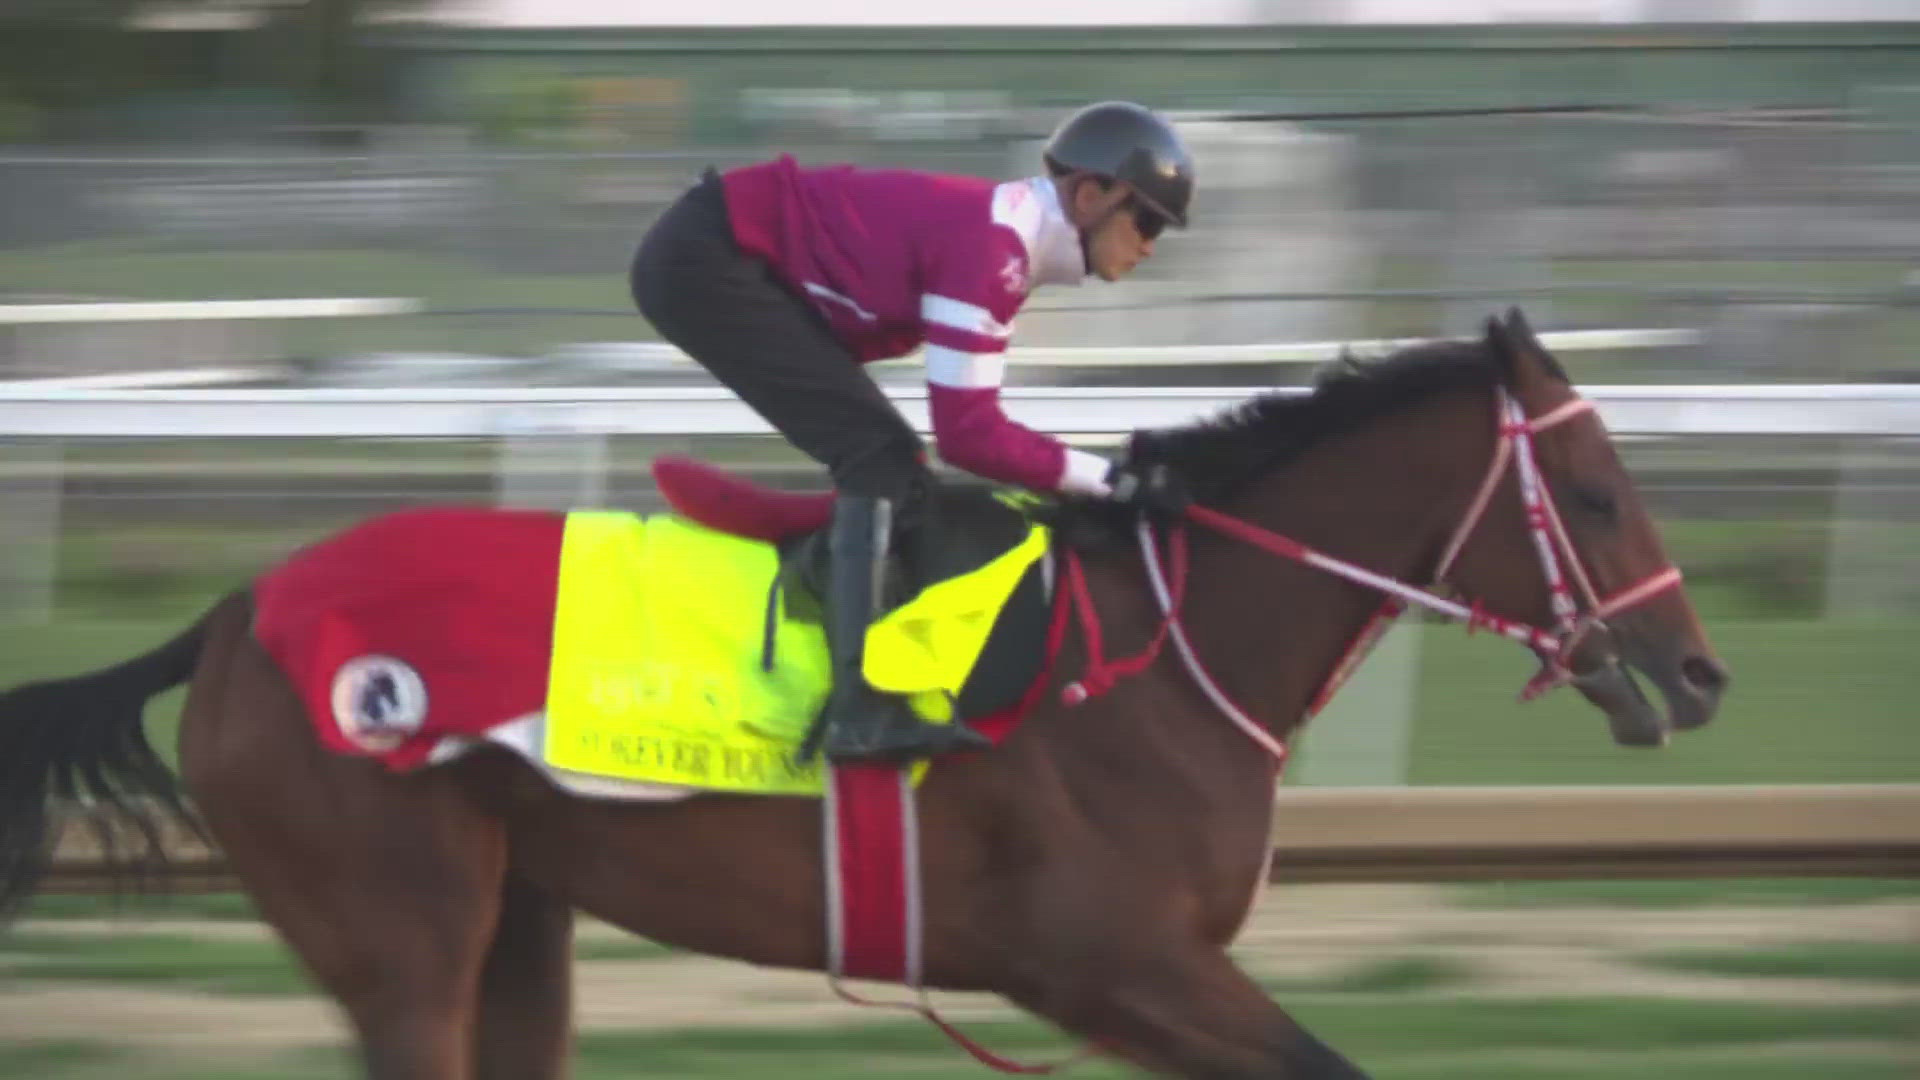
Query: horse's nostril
[[1680, 656, 1728, 696]]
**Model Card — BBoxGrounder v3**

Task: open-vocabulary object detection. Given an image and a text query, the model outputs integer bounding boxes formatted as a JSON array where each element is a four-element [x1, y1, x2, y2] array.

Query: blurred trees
[[0, 0, 426, 140], [0, 1, 147, 138]]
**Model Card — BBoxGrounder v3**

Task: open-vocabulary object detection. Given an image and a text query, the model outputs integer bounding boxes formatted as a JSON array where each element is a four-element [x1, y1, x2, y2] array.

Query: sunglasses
[[1130, 199, 1168, 241]]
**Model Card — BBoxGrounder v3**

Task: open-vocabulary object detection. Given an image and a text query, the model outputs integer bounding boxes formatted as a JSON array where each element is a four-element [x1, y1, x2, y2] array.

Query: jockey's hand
[[1104, 457, 1192, 519]]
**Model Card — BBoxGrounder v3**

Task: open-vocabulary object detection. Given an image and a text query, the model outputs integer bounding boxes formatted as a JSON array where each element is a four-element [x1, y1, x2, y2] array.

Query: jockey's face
[[1065, 176, 1162, 282]]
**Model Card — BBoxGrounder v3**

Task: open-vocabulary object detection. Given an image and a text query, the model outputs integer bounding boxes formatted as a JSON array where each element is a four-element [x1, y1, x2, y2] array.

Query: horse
[[0, 309, 1728, 1079]]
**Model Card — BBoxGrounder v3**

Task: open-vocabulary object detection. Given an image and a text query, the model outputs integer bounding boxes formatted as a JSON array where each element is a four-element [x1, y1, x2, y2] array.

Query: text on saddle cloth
[[541, 511, 1048, 795]]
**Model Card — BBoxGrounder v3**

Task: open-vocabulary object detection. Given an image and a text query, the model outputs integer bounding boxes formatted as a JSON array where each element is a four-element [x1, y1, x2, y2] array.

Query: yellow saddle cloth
[[540, 511, 1047, 795]]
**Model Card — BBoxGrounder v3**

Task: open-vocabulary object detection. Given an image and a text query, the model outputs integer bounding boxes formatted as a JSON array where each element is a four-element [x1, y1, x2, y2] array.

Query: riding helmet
[[1041, 100, 1194, 229]]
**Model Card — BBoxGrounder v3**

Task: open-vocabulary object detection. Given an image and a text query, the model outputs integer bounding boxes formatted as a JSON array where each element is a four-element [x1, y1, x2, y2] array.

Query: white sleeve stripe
[[922, 294, 1013, 341], [925, 344, 1007, 390]]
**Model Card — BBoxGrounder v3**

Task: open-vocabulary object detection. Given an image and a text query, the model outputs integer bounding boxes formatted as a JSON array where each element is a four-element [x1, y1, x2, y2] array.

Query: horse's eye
[[1572, 484, 1617, 521]]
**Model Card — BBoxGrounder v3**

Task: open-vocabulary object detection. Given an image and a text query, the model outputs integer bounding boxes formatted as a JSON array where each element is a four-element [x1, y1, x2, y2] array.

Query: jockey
[[630, 100, 1195, 765]]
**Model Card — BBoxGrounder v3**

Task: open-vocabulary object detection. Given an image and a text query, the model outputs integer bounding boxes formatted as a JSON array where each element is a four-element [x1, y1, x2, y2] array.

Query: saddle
[[650, 456, 1050, 720]]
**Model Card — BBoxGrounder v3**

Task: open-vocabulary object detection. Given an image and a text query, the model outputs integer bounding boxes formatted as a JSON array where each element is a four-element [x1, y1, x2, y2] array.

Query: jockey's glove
[[1104, 455, 1193, 519]]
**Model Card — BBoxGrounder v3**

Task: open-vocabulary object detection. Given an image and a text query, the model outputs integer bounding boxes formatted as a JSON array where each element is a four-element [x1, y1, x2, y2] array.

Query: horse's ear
[[1504, 305, 1571, 385], [1483, 313, 1519, 383], [1488, 306, 1570, 388], [1503, 307, 1553, 363]]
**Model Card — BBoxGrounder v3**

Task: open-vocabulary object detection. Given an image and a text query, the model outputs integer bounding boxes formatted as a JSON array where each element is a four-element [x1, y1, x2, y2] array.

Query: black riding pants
[[630, 169, 929, 504]]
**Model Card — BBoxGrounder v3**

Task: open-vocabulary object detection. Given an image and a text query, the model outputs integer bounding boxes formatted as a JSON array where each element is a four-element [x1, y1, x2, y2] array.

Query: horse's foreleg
[[1014, 946, 1371, 1080], [471, 873, 575, 1080]]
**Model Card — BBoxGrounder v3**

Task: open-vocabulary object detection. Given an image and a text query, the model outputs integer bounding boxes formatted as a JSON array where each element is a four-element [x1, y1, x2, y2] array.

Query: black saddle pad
[[778, 484, 1050, 721]]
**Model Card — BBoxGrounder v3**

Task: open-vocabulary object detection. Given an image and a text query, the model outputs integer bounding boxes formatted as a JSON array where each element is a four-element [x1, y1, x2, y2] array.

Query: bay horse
[[0, 310, 1727, 1079]]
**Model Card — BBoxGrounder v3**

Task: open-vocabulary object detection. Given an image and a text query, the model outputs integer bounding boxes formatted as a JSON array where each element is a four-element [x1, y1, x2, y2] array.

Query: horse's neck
[[1019, 393, 1494, 925], [1175, 392, 1496, 754]]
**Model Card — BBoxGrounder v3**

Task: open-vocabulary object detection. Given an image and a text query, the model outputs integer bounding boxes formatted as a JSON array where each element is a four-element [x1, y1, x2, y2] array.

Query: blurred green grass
[[0, 1042, 122, 1078], [0, 930, 315, 997], [19, 892, 263, 921], [0, 934, 1474, 1001], [1260, 955, 1472, 996], [0, 927, 683, 995], [1630, 941, 1920, 984], [1405, 616, 1919, 785], [570, 1002, 1920, 1076], [1452, 877, 1920, 908]]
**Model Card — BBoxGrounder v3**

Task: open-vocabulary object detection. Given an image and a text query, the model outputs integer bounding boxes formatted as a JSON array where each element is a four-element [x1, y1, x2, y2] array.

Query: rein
[[1058, 386, 1685, 760]]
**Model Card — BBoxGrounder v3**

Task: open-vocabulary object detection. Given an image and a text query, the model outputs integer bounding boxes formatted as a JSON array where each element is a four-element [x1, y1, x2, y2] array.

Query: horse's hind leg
[[178, 627, 509, 1080], [1014, 944, 1371, 1079], [471, 873, 574, 1080]]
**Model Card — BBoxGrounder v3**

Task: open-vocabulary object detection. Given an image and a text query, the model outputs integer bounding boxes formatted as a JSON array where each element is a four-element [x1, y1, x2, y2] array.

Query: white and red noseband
[[1429, 390, 1683, 698]]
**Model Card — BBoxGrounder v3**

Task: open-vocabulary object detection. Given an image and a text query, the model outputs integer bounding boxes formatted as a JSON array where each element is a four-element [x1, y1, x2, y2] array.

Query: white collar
[[993, 176, 1086, 290]]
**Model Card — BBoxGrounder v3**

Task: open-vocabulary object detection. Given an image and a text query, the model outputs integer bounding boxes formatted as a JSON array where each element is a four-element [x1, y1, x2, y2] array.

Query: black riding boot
[[814, 495, 992, 765]]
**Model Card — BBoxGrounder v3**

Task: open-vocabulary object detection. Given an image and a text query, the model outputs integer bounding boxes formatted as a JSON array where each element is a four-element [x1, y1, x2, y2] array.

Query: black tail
[[0, 594, 227, 919]]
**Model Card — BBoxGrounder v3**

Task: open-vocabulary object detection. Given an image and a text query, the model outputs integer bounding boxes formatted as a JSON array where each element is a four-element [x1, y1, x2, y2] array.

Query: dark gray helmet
[[1041, 100, 1194, 228]]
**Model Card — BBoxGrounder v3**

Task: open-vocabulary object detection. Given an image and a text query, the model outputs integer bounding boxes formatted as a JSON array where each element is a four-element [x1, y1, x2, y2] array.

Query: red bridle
[[1431, 390, 1684, 697], [1058, 386, 1685, 763]]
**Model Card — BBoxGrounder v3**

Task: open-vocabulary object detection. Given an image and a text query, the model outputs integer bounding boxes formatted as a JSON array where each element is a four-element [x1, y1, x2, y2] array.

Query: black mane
[[1041, 336, 1513, 539]]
